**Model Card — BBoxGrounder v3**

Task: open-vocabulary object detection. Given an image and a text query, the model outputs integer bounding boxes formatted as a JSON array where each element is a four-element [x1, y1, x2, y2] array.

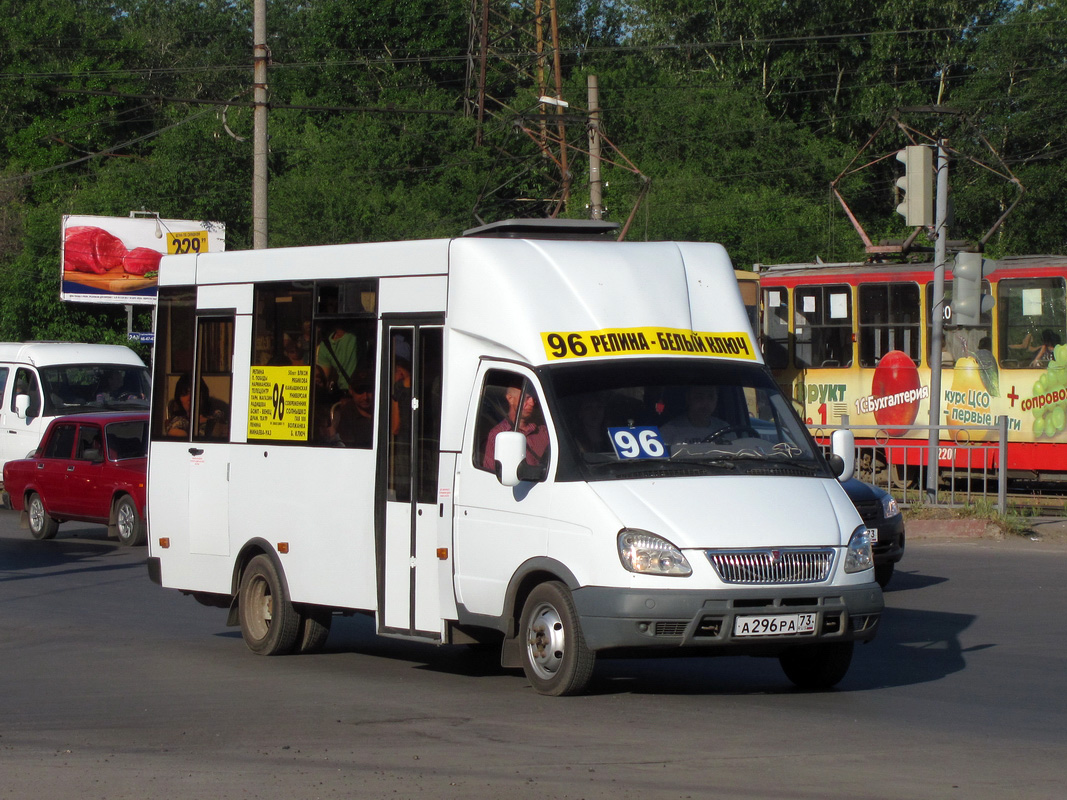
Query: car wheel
[[27, 492, 59, 540], [779, 641, 854, 690], [295, 606, 333, 654], [519, 581, 595, 696], [114, 495, 146, 547], [238, 554, 300, 655], [874, 562, 895, 588]]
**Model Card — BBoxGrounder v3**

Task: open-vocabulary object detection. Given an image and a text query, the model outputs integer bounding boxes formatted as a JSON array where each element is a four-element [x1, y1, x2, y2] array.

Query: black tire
[[238, 554, 300, 655], [114, 495, 146, 547], [295, 606, 332, 654], [874, 562, 895, 589], [519, 581, 595, 696], [27, 492, 59, 540], [779, 641, 854, 690]]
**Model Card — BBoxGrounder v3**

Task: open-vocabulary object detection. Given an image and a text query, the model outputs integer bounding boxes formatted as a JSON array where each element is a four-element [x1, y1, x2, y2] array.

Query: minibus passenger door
[[379, 322, 443, 637]]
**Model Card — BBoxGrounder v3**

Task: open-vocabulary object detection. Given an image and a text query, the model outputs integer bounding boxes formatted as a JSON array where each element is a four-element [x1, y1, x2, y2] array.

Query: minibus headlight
[[843, 526, 875, 574], [617, 529, 692, 577]]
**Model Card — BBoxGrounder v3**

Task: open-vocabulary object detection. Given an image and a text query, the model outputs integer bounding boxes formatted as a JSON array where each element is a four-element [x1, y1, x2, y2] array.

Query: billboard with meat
[[61, 214, 225, 305]]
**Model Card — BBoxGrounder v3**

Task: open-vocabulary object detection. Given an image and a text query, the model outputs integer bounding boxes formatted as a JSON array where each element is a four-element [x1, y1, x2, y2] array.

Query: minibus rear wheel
[[238, 554, 300, 655], [779, 641, 854, 690], [519, 581, 595, 696], [295, 606, 332, 654]]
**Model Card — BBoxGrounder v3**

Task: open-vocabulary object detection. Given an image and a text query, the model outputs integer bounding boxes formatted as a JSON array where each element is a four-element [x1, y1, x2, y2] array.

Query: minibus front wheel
[[519, 581, 595, 696], [779, 641, 854, 690], [238, 554, 300, 656]]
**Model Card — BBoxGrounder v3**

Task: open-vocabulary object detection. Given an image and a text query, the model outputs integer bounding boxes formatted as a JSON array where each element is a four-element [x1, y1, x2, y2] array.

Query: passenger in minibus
[[661, 385, 728, 445], [482, 382, 550, 470], [317, 323, 360, 393], [330, 372, 374, 448]]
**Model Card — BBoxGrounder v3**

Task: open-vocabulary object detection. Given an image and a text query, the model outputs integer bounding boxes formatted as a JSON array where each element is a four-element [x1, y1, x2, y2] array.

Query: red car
[[3, 412, 148, 546]]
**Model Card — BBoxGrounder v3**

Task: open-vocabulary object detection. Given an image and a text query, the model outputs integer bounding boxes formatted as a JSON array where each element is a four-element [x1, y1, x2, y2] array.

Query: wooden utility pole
[[253, 0, 268, 249], [587, 75, 603, 220]]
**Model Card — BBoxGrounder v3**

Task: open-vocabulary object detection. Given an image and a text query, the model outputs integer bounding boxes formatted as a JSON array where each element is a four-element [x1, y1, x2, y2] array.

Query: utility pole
[[252, 0, 268, 249], [926, 141, 950, 502], [587, 75, 603, 220]]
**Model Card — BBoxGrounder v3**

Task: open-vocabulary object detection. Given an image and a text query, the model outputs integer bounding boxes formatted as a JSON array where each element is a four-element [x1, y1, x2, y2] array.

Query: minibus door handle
[[188, 447, 204, 456]]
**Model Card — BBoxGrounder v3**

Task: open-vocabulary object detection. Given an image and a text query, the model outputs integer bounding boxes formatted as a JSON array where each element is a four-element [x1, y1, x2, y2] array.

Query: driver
[[661, 386, 728, 445]]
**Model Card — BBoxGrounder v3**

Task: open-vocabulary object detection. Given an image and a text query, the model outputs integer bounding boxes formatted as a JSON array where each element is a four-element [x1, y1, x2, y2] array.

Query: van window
[[548, 359, 827, 483], [0, 367, 8, 407], [12, 368, 41, 418], [39, 365, 149, 413], [473, 370, 550, 473]]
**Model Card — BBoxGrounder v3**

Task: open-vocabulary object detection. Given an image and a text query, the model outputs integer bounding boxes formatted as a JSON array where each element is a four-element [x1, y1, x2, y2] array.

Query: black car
[[840, 478, 905, 588]]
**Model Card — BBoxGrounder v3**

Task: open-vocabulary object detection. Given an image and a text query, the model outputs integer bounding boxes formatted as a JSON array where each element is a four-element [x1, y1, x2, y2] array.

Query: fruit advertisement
[[61, 214, 225, 305], [796, 348, 1067, 468]]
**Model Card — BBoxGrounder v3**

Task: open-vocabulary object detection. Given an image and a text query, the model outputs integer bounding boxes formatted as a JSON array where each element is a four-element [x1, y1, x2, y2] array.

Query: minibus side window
[[0, 367, 9, 408], [473, 371, 550, 473], [194, 316, 233, 442], [152, 288, 196, 441]]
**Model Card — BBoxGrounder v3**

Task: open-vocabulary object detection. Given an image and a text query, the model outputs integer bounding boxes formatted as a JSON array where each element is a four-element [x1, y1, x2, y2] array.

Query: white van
[[146, 220, 882, 696], [0, 342, 150, 482]]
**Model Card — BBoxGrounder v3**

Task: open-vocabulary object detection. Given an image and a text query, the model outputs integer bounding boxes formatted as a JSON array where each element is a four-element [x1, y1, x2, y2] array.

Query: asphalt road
[[1, 510, 1065, 800]]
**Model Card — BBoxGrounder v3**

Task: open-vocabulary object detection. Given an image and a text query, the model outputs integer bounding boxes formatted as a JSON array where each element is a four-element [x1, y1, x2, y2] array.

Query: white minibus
[[0, 342, 150, 483], [146, 220, 882, 696]]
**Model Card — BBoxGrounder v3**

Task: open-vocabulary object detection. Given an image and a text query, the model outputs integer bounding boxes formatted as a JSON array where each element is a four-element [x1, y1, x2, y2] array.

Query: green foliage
[[1, 0, 1067, 347]]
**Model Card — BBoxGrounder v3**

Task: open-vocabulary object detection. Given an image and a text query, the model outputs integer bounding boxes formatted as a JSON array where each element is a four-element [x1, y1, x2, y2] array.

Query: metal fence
[[809, 416, 1008, 514]]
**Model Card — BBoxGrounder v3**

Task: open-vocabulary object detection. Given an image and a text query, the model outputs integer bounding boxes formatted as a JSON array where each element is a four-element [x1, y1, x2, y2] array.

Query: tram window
[[858, 283, 920, 367], [793, 285, 852, 368], [999, 277, 1067, 369], [760, 287, 789, 369], [927, 281, 992, 367]]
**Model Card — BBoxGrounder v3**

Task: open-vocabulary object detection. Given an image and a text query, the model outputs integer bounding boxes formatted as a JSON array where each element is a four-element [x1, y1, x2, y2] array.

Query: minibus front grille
[[706, 548, 835, 584]]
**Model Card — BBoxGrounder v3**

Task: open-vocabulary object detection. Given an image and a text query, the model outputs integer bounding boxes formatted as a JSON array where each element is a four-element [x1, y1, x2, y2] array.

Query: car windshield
[[105, 419, 149, 460], [39, 364, 151, 414], [547, 358, 832, 482]]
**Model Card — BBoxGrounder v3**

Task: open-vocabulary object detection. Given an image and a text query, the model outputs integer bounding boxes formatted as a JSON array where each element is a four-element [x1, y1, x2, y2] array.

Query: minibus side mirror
[[14, 394, 30, 420], [829, 429, 855, 481], [493, 431, 547, 486]]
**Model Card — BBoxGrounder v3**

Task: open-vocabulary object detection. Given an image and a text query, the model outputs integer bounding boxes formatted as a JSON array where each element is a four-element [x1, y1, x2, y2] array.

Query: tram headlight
[[617, 529, 692, 576]]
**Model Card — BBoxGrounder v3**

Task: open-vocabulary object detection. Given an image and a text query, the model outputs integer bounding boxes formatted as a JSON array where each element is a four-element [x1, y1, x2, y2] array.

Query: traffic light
[[895, 145, 934, 226], [951, 252, 996, 326]]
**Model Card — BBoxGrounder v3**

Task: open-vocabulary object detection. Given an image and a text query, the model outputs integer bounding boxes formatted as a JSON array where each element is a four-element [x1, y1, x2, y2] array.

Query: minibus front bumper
[[572, 582, 883, 653]]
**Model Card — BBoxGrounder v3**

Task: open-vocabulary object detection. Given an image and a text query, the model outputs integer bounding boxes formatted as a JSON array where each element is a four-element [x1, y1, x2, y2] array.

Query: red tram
[[751, 256, 1067, 481]]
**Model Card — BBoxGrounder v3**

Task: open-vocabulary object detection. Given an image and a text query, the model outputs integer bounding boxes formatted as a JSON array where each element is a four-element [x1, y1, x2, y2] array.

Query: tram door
[[379, 322, 444, 636]]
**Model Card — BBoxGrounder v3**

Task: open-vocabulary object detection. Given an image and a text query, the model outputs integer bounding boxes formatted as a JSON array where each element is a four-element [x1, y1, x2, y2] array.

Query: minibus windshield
[[39, 364, 151, 415], [547, 359, 831, 482]]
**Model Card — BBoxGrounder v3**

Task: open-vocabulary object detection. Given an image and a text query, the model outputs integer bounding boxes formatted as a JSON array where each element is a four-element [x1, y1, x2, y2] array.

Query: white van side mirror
[[14, 394, 30, 420], [493, 431, 528, 487], [829, 429, 855, 481]]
